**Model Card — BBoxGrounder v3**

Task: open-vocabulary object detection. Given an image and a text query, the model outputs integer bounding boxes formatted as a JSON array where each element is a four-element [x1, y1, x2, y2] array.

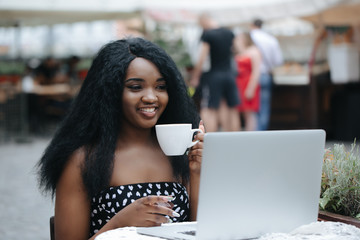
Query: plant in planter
[[319, 140, 360, 226]]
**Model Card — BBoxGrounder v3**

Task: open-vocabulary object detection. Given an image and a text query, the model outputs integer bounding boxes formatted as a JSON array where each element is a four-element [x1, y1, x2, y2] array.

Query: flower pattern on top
[[90, 182, 190, 237]]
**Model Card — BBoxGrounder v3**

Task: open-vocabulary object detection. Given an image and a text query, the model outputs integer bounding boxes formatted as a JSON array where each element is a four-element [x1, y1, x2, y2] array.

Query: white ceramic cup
[[155, 123, 203, 156]]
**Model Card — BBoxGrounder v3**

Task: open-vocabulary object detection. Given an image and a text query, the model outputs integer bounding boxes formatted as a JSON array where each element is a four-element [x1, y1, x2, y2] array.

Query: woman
[[37, 37, 205, 240], [234, 32, 262, 131]]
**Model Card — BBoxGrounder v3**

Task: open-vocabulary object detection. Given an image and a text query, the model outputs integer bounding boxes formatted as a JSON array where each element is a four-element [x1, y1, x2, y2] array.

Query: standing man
[[190, 13, 240, 132], [250, 19, 283, 131]]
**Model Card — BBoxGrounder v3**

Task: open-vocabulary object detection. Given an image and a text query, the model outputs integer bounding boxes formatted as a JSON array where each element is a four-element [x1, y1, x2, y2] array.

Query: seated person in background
[[36, 37, 205, 240], [62, 55, 81, 86], [35, 57, 68, 85], [32, 57, 74, 121], [64, 55, 80, 79], [234, 32, 262, 131]]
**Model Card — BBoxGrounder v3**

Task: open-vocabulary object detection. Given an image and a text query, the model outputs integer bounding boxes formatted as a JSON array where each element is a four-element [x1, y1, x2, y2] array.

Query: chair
[[50, 216, 55, 240]]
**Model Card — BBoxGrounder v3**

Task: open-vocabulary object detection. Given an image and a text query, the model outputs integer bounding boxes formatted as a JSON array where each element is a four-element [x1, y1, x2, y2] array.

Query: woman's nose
[[141, 89, 157, 102]]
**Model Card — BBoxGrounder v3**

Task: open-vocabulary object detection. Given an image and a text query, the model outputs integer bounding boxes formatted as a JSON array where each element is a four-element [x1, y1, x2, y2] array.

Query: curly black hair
[[37, 37, 200, 198]]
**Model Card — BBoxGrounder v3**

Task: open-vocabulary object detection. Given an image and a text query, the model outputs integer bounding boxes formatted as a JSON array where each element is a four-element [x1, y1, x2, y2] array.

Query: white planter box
[[328, 44, 360, 84]]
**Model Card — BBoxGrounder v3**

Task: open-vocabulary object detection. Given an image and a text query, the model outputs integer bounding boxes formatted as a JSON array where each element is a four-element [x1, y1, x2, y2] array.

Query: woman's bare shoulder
[[67, 147, 86, 167], [55, 146, 91, 240], [57, 147, 87, 189]]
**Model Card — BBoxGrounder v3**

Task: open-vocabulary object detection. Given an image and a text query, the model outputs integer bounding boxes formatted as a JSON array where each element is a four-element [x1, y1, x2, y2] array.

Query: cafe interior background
[[0, 1, 360, 240], [0, 0, 360, 142]]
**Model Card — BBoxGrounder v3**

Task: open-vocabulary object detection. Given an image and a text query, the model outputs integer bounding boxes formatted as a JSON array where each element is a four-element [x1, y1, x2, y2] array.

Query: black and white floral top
[[89, 182, 190, 237]]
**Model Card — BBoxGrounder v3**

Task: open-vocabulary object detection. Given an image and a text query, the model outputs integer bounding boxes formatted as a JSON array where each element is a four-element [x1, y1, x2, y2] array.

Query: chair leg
[[50, 216, 55, 240]]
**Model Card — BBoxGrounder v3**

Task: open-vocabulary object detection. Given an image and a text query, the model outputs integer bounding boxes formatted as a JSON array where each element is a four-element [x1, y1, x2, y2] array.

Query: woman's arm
[[190, 43, 210, 88], [54, 149, 92, 240], [187, 121, 206, 220], [245, 47, 262, 100]]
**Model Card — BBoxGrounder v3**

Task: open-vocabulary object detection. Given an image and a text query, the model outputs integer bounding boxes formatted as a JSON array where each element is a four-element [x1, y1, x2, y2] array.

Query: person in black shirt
[[190, 13, 240, 132]]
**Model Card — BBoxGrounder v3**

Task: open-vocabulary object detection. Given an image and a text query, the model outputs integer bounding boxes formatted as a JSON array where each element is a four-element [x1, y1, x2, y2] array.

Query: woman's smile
[[138, 107, 158, 118]]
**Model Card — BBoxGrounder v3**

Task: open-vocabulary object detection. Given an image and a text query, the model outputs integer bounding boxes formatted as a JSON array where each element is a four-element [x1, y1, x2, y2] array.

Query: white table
[[95, 221, 360, 240]]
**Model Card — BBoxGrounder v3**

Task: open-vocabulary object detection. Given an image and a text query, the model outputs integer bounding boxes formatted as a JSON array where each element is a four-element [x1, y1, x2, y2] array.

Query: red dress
[[235, 56, 260, 112]]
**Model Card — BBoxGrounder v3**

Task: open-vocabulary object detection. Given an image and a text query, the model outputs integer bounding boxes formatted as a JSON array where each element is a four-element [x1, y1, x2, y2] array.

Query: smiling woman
[[36, 37, 204, 240]]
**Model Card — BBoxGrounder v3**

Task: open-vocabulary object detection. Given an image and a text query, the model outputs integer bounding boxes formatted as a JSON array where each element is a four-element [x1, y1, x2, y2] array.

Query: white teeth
[[140, 108, 155, 113]]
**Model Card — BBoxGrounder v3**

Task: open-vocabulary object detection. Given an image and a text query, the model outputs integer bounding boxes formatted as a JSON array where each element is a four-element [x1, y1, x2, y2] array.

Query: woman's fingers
[[146, 204, 180, 218], [188, 120, 205, 171], [142, 195, 173, 205], [199, 120, 205, 132], [140, 195, 180, 220], [116, 195, 177, 227], [189, 151, 202, 162], [190, 141, 203, 151], [143, 214, 175, 226], [189, 134, 203, 159]]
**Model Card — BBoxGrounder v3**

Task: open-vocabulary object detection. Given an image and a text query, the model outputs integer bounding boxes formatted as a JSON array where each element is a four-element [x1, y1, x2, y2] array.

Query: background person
[[250, 18, 283, 131], [37, 37, 205, 240], [34, 57, 67, 85], [62, 55, 81, 86], [190, 13, 240, 132], [234, 32, 261, 131], [29, 57, 73, 134]]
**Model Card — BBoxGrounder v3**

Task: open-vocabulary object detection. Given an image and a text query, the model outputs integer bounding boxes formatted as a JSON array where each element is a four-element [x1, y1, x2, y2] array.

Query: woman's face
[[235, 33, 247, 52], [122, 57, 169, 130]]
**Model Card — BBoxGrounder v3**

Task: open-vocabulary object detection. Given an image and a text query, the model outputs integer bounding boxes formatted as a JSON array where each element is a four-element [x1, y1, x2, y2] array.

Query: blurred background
[[1, 0, 360, 142], [0, 0, 359, 239]]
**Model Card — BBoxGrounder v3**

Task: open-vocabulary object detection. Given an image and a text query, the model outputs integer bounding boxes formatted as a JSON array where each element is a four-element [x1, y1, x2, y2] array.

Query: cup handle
[[188, 128, 204, 148]]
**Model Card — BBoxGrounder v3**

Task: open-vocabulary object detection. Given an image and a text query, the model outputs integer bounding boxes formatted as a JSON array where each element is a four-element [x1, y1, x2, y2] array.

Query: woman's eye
[[157, 84, 167, 90], [127, 85, 142, 90]]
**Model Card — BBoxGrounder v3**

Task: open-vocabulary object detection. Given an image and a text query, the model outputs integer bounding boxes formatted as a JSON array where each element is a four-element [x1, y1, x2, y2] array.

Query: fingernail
[[165, 216, 173, 223], [164, 196, 174, 202], [172, 211, 180, 217]]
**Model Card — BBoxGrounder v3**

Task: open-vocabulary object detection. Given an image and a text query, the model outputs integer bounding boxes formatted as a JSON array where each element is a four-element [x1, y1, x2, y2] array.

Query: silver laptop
[[137, 130, 326, 239]]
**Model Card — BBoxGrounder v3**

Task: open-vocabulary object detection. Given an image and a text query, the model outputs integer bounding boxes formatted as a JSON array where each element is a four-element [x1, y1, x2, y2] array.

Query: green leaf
[[319, 196, 330, 210]]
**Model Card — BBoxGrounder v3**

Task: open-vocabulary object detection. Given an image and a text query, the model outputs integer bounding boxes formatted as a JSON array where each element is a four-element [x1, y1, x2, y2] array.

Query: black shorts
[[199, 70, 240, 109]]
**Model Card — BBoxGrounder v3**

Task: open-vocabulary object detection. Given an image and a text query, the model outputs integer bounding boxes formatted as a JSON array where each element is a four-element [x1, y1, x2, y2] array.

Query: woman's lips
[[138, 107, 157, 117], [139, 107, 156, 113]]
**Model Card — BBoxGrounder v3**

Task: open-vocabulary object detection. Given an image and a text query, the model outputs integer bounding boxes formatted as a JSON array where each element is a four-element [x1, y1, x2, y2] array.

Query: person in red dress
[[234, 32, 262, 131]]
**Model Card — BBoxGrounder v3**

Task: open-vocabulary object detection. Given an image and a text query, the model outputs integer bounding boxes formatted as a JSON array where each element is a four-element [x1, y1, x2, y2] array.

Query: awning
[[1, 0, 359, 27], [302, 0, 360, 26]]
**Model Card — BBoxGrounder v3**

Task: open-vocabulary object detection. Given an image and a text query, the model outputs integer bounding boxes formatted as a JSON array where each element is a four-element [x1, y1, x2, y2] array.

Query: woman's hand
[[187, 120, 205, 220], [245, 85, 256, 100], [188, 120, 205, 174], [113, 195, 178, 228]]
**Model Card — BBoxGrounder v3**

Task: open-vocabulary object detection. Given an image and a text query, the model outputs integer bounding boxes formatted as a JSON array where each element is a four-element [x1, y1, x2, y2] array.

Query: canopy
[[0, 0, 140, 27], [302, 0, 360, 25], [0, 10, 139, 27], [142, 0, 360, 26], [1, 0, 359, 27], [1, 0, 359, 60]]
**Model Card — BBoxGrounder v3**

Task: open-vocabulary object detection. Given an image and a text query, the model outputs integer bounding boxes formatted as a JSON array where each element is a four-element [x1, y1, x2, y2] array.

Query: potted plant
[[318, 140, 360, 228]]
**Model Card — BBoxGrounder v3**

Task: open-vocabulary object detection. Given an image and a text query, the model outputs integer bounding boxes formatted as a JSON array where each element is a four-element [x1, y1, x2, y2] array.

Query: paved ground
[[0, 137, 54, 240], [0, 133, 356, 240]]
